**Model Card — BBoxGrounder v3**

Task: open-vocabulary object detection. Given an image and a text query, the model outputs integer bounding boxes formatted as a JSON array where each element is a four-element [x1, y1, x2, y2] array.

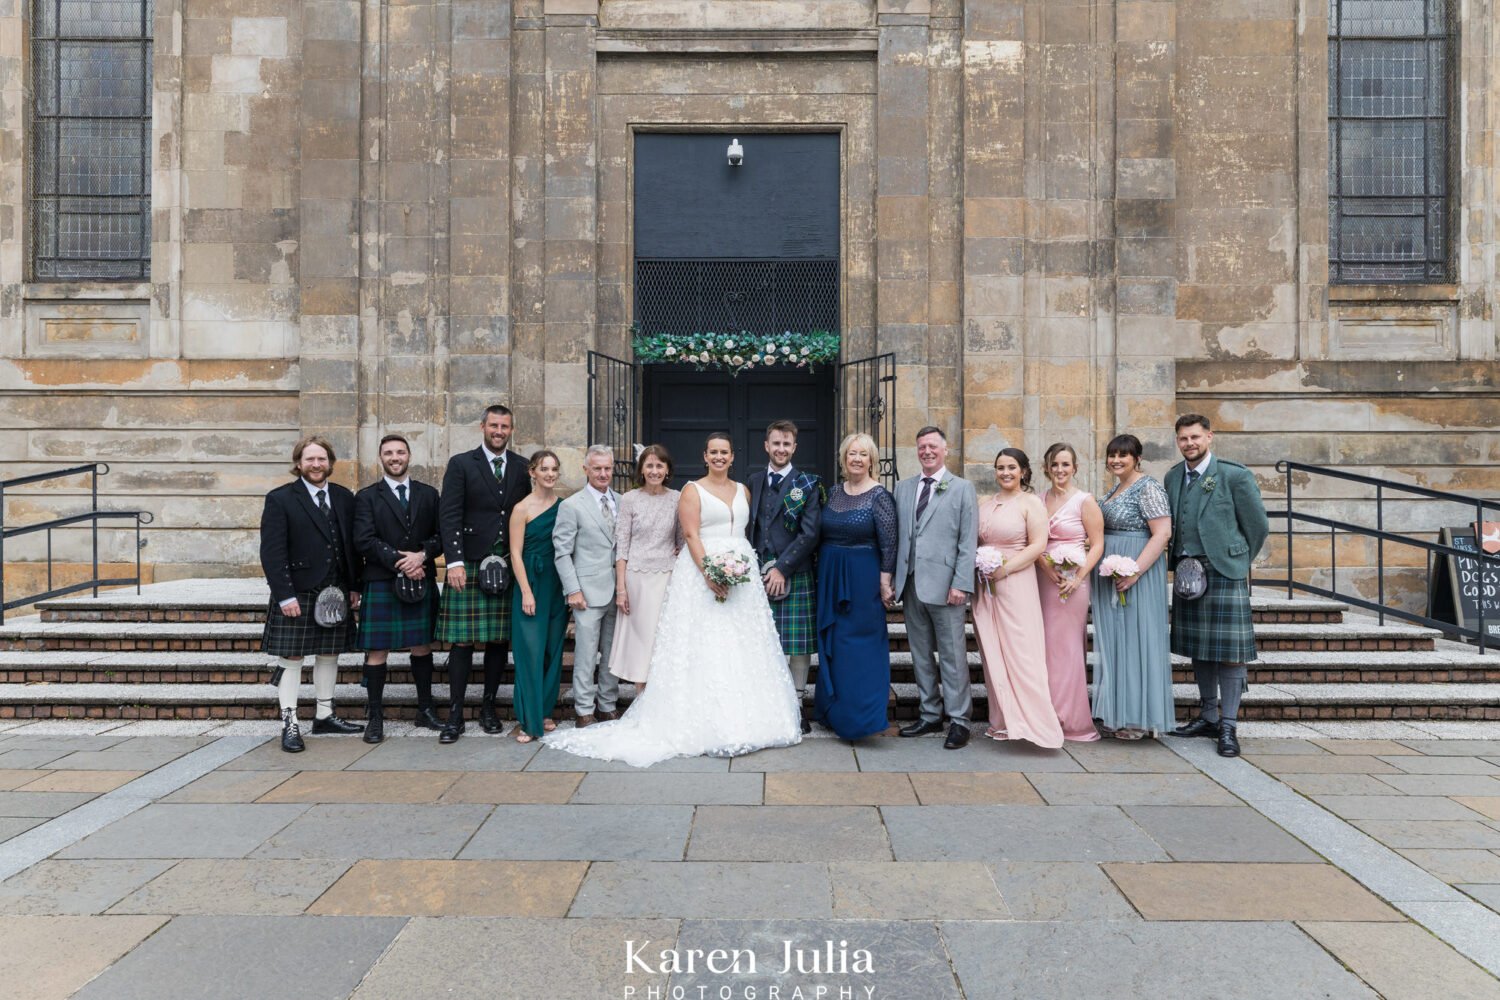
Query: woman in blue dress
[[815, 432, 898, 740]]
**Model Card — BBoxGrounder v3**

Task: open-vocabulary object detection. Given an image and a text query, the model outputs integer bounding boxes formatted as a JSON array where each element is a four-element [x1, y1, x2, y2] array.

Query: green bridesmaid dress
[[512, 501, 567, 737]]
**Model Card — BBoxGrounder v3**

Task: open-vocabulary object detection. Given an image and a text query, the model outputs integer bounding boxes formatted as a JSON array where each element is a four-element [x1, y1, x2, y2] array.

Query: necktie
[[770, 472, 784, 490], [914, 476, 934, 526], [396, 483, 409, 509], [316, 489, 330, 516], [1188, 469, 1201, 486], [601, 494, 615, 525], [491, 456, 504, 481]]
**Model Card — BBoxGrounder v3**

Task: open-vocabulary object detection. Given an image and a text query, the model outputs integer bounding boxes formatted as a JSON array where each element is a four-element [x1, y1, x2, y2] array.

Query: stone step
[[886, 621, 1438, 653], [3, 680, 1496, 723]]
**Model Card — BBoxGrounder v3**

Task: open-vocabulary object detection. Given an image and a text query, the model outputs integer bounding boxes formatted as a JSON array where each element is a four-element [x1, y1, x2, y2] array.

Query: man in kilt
[[436, 404, 530, 742], [260, 435, 364, 753], [352, 433, 443, 743], [1166, 413, 1269, 757], [748, 420, 823, 735]]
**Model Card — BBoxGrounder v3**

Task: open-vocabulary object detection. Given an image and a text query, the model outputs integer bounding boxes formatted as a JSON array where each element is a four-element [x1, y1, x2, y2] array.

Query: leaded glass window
[[30, 0, 153, 280], [1328, 0, 1454, 283]]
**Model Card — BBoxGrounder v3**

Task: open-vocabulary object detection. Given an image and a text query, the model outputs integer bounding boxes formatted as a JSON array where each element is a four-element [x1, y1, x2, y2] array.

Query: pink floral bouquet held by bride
[[1043, 543, 1088, 602], [1096, 554, 1141, 607], [975, 546, 1006, 594], [701, 551, 753, 603]]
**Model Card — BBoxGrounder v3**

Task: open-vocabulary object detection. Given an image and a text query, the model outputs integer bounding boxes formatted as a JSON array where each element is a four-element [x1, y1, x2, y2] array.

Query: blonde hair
[[838, 433, 880, 479]]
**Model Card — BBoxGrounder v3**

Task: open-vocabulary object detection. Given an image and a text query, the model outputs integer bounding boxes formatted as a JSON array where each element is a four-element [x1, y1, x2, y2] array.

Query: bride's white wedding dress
[[542, 480, 802, 766]]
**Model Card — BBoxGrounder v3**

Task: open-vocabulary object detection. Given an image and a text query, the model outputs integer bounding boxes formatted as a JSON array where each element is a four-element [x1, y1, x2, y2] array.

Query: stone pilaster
[[926, 0, 965, 473], [510, 2, 547, 450]]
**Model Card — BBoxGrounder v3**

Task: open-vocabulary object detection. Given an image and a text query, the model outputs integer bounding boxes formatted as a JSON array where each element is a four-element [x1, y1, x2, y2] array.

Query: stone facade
[[0, 0, 1496, 606]]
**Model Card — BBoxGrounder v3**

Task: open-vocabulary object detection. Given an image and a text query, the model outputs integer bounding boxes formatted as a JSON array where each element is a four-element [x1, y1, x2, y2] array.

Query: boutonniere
[[935, 479, 951, 494], [1201, 475, 1217, 494]]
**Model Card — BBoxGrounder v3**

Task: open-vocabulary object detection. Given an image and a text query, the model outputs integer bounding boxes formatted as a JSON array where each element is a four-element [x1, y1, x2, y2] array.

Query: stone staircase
[[0, 578, 1495, 722]]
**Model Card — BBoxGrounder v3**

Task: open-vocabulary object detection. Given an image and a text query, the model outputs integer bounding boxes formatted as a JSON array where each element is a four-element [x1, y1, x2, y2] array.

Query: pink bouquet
[[1043, 543, 1088, 602], [975, 546, 1006, 594], [701, 551, 753, 603], [1097, 554, 1141, 607]]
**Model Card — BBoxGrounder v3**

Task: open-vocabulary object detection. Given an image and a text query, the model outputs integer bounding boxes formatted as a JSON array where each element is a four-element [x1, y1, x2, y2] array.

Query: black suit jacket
[[259, 479, 362, 604], [439, 446, 531, 565], [747, 468, 823, 577], [353, 478, 442, 583]]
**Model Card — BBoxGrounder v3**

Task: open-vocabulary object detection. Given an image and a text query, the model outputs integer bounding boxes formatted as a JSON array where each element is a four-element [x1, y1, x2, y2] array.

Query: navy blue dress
[[815, 483, 898, 739]]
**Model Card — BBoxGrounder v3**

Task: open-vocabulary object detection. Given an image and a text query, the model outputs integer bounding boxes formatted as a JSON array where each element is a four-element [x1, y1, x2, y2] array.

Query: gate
[[586, 351, 640, 493], [837, 353, 898, 489]]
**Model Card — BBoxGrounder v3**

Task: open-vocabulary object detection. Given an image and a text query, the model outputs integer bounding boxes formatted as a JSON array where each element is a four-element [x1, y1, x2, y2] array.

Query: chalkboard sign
[[1428, 525, 1500, 639]]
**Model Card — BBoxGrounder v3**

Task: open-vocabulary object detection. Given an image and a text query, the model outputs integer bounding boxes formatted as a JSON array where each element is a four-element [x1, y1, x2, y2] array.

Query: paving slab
[[764, 771, 916, 805], [1385, 755, 1500, 775], [571, 771, 763, 805], [0, 790, 96, 817], [161, 769, 293, 803], [350, 737, 538, 772], [939, 920, 1377, 998], [57, 803, 309, 859], [45, 751, 191, 772], [1455, 797, 1500, 821], [853, 736, 1081, 772], [460, 804, 693, 861], [256, 770, 462, 804], [0, 915, 169, 1000], [987, 860, 1140, 920], [1396, 900, 1500, 978], [348, 916, 678, 999], [0, 749, 74, 769], [0, 736, 130, 753], [1104, 862, 1402, 921], [1124, 805, 1323, 862], [437, 772, 584, 803], [18, 770, 142, 793], [1027, 771, 1239, 806], [1300, 920, 1500, 999], [73, 914, 406, 1000], [1064, 739, 1198, 772], [1396, 849, 1500, 883], [1458, 883, 1500, 911], [1311, 721, 1436, 740], [1399, 740, 1500, 757], [253, 803, 492, 860], [0, 860, 173, 915], [0, 769, 40, 789], [1378, 774, 1500, 796], [0, 816, 44, 840], [221, 737, 377, 771], [830, 861, 1008, 918], [884, 805, 1169, 862], [1279, 773, 1408, 796], [1313, 739, 1424, 756], [1248, 754, 1401, 775], [310, 859, 587, 917], [908, 771, 1044, 805], [109, 859, 351, 915], [570, 861, 832, 918], [1315, 795, 1491, 821], [103, 736, 217, 754], [726, 740, 860, 772], [687, 805, 891, 862], [1237, 737, 1328, 755], [528, 747, 730, 772], [1353, 819, 1500, 850]]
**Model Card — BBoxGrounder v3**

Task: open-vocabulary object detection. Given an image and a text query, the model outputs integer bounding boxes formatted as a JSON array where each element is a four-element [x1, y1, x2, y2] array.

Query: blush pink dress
[[1037, 489, 1101, 741], [973, 494, 1064, 749]]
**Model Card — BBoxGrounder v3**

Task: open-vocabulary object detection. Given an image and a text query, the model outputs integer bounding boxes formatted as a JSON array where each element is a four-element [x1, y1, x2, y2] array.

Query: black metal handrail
[[1258, 460, 1500, 653], [0, 463, 152, 623]]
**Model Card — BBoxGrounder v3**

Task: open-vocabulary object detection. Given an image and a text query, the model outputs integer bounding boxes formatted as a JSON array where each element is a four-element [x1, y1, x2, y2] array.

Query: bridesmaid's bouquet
[[701, 551, 753, 603], [1043, 543, 1087, 602], [975, 546, 1007, 594], [1097, 554, 1141, 607]]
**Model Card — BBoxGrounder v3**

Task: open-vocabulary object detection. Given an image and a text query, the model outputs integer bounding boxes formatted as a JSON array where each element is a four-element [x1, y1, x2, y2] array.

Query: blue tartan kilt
[[769, 568, 817, 656], [358, 577, 439, 651], [1171, 563, 1257, 663], [435, 561, 512, 645], [261, 590, 354, 658]]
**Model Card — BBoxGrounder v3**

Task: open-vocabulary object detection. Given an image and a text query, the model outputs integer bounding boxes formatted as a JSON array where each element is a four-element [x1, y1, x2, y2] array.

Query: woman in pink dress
[[973, 448, 1064, 749], [1036, 442, 1104, 741]]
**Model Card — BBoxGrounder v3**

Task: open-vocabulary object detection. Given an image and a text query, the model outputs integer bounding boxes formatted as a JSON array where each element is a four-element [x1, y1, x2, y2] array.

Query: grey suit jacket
[[553, 488, 619, 607], [892, 471, 978, 606]]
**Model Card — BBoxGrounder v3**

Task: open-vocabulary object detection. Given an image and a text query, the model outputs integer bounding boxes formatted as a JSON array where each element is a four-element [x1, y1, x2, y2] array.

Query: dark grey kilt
[[1171, 564, 1257, 662], [358, 578, 439, 651], [262, 590, 354, 658]]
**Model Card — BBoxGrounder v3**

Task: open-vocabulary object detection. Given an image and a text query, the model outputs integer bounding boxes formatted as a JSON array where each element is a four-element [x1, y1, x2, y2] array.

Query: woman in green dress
[[509, 449, 567, 743]]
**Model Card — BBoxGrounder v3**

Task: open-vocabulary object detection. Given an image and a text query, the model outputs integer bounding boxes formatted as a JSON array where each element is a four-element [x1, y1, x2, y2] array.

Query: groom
[[748, 419, 824, 735]]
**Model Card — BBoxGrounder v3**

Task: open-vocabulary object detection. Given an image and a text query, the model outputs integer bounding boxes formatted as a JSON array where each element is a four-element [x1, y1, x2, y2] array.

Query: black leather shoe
[[479, 700, 504, 735], [899, 719, 945, 738], [1217, 721, 1241, 758], [439, 706, 465, 744], [363, 715, 384, 744], [800, 718, 812, 736], [1170, 716, 1222, 739], [311, 714, 365, 735], [943, 722, 971, 750], [280, 709, 304, 753], [412, 706, 445, 731]]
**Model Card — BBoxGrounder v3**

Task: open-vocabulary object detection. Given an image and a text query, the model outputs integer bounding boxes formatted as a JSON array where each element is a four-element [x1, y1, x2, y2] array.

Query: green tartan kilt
[[1170, 564, 1257, 663], [435, 561, 513, 645], [769, 568, 817, 656], [358, 578, 439, 651], [261, 591, 354, 658]]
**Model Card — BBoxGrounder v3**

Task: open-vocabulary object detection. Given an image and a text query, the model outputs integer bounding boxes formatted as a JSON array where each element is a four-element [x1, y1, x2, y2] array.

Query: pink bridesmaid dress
[[1036, 489, 1100, 741], [973, 495, 1065, 748]]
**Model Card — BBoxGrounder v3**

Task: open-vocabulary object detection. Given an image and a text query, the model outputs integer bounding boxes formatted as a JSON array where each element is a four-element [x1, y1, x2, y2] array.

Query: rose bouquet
[[701, 551, 753, 603], [975, 546, 1007, 594], [1096, 554, 1141, 607], [1043, 543, 1088, 602]]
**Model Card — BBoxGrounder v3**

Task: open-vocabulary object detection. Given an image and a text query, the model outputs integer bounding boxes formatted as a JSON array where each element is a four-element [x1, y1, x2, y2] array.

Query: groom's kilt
[[1171, 564, 1257, 663], [261, 590, 354, 658], [435, 561, 512, 645], [358, 578, 438, 651], [770, 569, 817, 656]]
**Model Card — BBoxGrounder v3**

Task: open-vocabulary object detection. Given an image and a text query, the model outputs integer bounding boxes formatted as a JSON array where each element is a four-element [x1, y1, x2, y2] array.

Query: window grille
[[1328, 0, 1454, 283], [30, 0, 153, 281], [634, 258, 839, 336]]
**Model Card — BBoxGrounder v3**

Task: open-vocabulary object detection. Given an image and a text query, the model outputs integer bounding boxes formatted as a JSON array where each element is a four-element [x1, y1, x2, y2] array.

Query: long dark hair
[[995, 447, 1034, 493]]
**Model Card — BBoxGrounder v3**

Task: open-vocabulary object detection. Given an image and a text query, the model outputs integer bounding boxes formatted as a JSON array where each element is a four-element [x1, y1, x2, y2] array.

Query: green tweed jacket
[[1164, 455, 1270, 581]]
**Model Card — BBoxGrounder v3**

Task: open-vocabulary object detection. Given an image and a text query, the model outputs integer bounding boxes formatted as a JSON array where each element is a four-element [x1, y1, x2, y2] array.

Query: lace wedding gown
[[542, 481, 802, 766]]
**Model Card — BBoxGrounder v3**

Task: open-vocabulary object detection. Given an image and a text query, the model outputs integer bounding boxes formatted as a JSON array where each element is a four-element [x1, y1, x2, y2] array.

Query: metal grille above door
[[634, 258, 838, 336], [837, 353, 898, 490], [586, 351, 639, 493]]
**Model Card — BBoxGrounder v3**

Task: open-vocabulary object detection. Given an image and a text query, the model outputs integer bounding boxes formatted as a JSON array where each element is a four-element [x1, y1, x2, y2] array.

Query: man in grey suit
[[554, 444, 621, 728], [891, 426, 978, 749]]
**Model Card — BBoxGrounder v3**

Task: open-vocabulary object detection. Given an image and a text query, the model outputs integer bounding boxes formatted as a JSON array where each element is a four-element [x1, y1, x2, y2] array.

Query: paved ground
[[1, 719, 1499, 999]]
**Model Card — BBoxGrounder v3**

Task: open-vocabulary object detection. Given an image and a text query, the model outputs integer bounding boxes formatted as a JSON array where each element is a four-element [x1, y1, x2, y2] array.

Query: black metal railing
[[586, 351, 640, 493], [837, 352, 898, 490], [0, 463, 152, 623], [1258, 460, 1499, 652]]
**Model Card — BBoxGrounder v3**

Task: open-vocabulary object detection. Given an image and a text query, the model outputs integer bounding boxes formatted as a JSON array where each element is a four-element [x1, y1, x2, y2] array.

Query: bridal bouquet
[[701, 551, 753, 603], [975, 546, 1006, 594], [1097, 554, 1141, 607], [1043, 543, 1088, 602]]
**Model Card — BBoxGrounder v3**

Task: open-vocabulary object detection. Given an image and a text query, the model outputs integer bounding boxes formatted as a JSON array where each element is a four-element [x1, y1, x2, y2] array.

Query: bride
[[542, 431, 803, 766]]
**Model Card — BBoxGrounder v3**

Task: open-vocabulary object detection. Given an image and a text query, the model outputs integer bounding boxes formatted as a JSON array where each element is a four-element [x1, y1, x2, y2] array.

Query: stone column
[[926, 0, 965, 467], [510, 3, 547, 448]]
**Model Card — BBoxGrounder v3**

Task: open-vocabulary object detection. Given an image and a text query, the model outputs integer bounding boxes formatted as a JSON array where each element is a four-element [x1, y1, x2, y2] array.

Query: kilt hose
[[435, 561, 512, 645], [358, 578, 439, 651], [770, 568, 817, 656], [261, 590, 354, 658], [1171, 563, 1257, 663]]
